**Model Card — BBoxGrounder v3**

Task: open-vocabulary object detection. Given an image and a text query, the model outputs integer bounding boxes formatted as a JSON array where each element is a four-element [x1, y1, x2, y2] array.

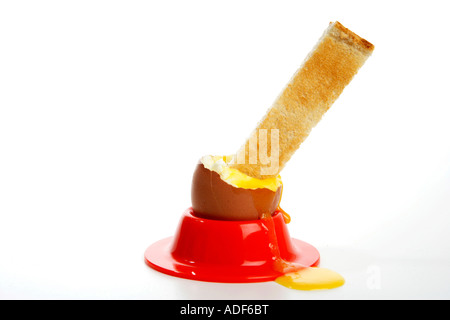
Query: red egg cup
[[145, 208, 320, 283]]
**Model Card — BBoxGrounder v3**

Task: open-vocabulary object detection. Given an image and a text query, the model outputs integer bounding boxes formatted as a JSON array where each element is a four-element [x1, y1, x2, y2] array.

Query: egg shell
[[191, 162, 282, 221]]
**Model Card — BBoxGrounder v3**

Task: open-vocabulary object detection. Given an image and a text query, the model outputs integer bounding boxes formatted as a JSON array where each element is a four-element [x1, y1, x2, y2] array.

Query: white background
[[1, 0, 449, 300]]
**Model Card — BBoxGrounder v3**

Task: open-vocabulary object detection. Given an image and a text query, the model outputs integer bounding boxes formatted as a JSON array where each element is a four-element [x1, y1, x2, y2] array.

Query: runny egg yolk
[[201, 155, 282, 192]]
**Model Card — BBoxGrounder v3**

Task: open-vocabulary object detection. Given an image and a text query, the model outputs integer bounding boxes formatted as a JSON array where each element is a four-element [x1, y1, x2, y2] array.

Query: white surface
[[1, 1, 450, 300]]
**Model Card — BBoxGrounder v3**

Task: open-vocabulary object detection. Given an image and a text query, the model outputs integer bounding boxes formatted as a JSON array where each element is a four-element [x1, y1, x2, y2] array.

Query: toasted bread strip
[[230, 21, 374, 179]]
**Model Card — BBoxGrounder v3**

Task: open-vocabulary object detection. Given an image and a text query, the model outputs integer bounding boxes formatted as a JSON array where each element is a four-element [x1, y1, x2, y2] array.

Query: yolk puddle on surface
[[275, 267, 345, 290], [260, 210, 345, 291]]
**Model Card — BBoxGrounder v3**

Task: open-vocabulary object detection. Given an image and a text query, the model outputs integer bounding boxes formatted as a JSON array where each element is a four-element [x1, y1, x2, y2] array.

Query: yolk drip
[[277, 206, 291, 224], [260, 212, 301, 273]]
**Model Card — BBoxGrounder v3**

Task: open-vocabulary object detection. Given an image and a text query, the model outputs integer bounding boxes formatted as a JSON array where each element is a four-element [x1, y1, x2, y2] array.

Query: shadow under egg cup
[[144, 207, 320, 283]]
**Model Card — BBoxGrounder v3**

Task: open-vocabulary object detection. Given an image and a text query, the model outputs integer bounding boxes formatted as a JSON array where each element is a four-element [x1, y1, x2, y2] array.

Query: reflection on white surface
[[2, 239, 449, 299]]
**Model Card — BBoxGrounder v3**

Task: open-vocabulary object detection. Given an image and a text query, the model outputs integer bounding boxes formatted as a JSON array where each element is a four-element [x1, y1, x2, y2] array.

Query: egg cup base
[[144, 208, 320, 283]]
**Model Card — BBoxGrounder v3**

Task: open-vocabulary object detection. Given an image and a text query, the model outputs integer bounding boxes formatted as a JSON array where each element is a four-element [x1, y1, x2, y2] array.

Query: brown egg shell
[[191, 162, 282, 221]]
